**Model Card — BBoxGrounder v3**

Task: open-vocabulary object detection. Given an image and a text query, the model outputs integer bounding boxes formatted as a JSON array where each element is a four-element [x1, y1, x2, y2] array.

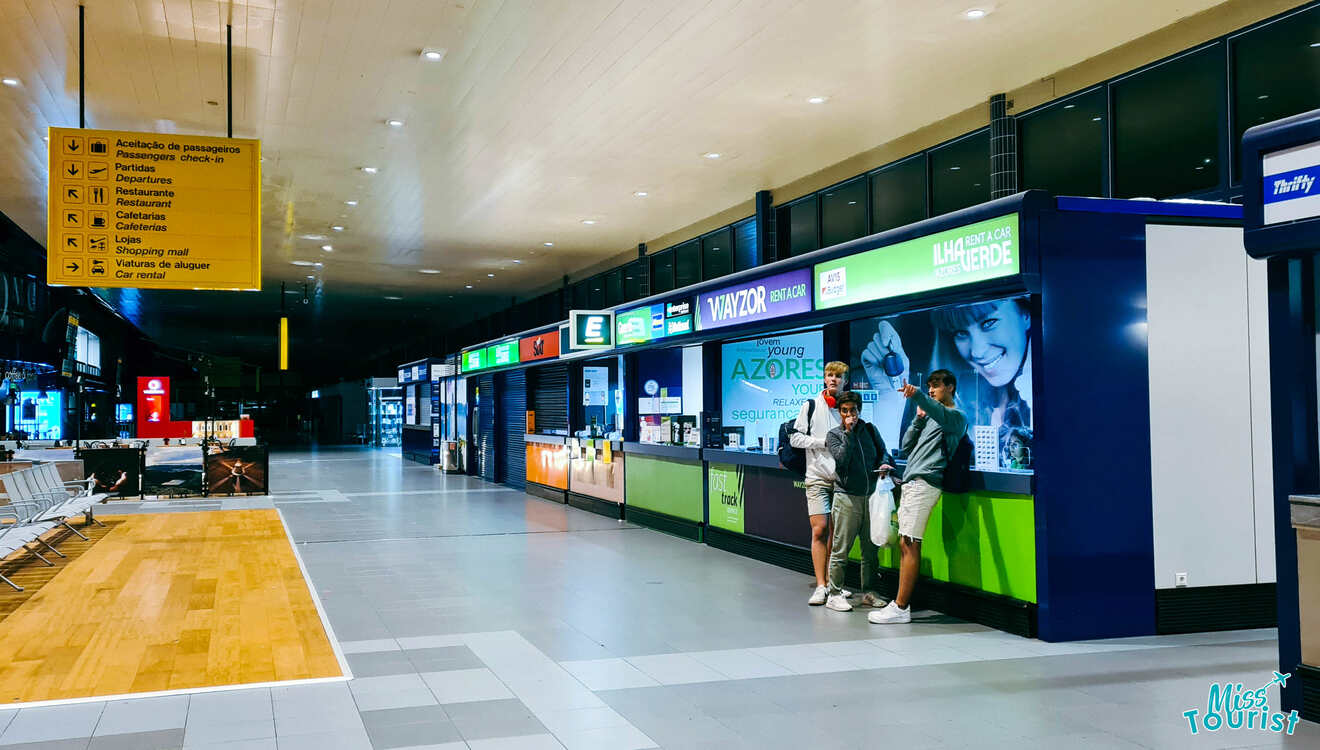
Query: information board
[[46, 127, 261, 290]]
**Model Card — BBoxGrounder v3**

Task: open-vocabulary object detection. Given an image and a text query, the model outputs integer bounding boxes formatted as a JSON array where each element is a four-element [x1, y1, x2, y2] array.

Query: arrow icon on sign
[[66, 237, 78, 248], [67, 140, 79, 152], [66, 212, 78, 223], [67, 164, 79, 177], [65, 260, 79, 273], [66, 187, 79, 200]]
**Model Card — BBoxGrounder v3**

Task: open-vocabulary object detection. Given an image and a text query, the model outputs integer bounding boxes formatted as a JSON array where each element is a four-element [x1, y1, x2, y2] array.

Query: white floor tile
[[0, 702, 104, 744], [624, 653, 727, 685], [466, 734, 565, 750], [420, 668, 513, 704], [559, 659, 661, 691], [339, 638, 401, 654], [347, 673, 438, 711], [553, 723, 658, 750]]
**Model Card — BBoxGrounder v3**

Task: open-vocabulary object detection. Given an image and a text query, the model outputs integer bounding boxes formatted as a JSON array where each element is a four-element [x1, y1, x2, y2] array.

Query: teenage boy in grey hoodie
[[870, 369, 967, 625], [788, 361, 846, 605], [822, 390, 895, 612]]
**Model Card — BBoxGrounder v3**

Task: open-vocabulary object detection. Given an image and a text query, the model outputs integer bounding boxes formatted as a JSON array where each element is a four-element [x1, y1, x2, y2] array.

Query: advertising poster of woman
[[850, 295, 1033, 472]]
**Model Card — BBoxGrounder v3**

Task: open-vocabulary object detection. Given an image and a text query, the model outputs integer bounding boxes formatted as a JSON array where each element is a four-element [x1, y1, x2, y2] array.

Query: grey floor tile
[[87, 728, 185, 750], [360, 706, 461, 750], [464, 737, 564, 750], [347, 651, 418, 678], [442, 700, 545, 742], [273, 728, 372, 750], [181, 719, 275, 747], [419, 670, 513, 705], [348, 675, 438, 712], [403, 647, 484, 673]]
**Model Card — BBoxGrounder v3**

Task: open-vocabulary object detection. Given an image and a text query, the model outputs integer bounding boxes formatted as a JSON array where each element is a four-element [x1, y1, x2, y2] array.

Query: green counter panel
[[854, 490, 1036, 603], [625, 454, 704, 523]]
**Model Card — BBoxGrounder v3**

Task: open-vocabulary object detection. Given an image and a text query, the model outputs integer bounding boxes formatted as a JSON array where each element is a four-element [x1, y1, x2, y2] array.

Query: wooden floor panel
[[0, 510, 341, 704]]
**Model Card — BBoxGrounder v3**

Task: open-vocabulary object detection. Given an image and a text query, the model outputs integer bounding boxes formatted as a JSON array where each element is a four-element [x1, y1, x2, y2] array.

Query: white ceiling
[[1, 0, 1232, 306]]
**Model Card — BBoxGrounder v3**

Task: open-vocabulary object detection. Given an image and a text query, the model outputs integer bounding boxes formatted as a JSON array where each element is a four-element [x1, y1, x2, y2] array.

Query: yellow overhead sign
[[46, 127, 261, 290]]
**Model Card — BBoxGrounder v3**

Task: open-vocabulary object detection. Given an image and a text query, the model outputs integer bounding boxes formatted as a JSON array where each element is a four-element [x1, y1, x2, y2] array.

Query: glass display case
[[370, 386, 402, 447], [635, 345, 702, 447]]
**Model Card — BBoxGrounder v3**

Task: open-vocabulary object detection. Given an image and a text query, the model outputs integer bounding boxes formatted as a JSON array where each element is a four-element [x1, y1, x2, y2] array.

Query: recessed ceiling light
[[1203, 158, 1213, 164], [331, 225, 344, 232], [581, 219, 596, 225], [965, 9, 987, 19], [321, 245, 333, 252], [345, 200, 358, 206], [1092, 116, 1102, 122], [386, 119, 404, 127], [422, 48, 446, 61], [633, 191, 648, 197], [487, 273, 495, 277], [949, 166, 961, 171], [384, 295, 402, 300], [465, 284, 473, 289], [513, 260, 522, 264], [301, 234, 327, 241], [291, 260, 315, 267], [1311, 42, 1320, 48], [306, 275, 315, 279], [703, 152, 721, 159], [1063, 104, 1075, 109], [1, 78, 19, 87], [419, 268, 441, 274], [1257, 94, 1269, 100], [807, 96, 828, 104], [360, 167, 378, 174], [314, 262, 324, 267], [543, 242, 554, 247]]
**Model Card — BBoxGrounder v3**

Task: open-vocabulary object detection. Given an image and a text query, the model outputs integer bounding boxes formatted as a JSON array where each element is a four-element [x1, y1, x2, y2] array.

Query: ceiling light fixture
[[807, 96, 828, 104], [301, 233, 327, 240], [513, 260, 522, 264], [384, 296, 402, 300], [543, 242, 554, 247], [422, 48, 446, 61], [487, 273, 495, 278], [291, 260, 315, 267], [1092, 116, 1102, 122], [1, 77, 19, 87], [465, 284, 473, 289], [321, 245, 333, 251], [965, 9, 987, 19], [306, 275, 315, 279], [633, 191, 648, 197], [331, 225, 344, 231], [581, 219, 596, 225], [703, 152, 721, 159], [1311, 42, 1320, 48], [1257, 94, 1269, 100], [345, 200, 358, 206], [360, 167, 378, 174], [314, 262, 324, 267], [949, 166, 962, 171], [1063, 104, 1075, 109], [418, 269, 441, 274], [386, 119, 404, 127]]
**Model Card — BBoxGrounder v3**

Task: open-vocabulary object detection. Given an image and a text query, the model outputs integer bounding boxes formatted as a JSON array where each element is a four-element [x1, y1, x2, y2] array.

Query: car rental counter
[[1241, 109, 1320, 721], [452, 189, 1273, 642]]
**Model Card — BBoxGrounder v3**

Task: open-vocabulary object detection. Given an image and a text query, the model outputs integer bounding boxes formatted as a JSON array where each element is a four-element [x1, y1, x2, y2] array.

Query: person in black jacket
[[822, 390, 896, 612]]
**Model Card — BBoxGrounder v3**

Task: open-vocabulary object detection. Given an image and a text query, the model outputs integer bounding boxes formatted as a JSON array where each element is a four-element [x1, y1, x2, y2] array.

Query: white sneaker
[[808, 585, 828, 606], [842, 589, 854, 599], [868, 601, 911, 624], [825, 594, 853, 612]]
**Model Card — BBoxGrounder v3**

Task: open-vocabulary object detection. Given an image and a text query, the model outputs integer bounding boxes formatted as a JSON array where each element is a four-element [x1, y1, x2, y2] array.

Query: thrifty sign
[[46, 127, 262, 290]]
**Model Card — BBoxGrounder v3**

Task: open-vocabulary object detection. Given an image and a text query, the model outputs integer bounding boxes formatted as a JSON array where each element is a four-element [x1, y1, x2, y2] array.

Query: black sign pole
[[78, 3, 84, 128], [226, 24, 233, 138]]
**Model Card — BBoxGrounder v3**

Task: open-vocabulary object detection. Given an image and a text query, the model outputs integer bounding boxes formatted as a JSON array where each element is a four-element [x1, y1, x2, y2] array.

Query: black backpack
[[777, 399, 815, 477], [941, 432, 974, 494]]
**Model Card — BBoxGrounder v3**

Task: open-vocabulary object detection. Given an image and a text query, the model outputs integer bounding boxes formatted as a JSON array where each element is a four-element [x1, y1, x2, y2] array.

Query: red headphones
[[823, 391, 837, 409]]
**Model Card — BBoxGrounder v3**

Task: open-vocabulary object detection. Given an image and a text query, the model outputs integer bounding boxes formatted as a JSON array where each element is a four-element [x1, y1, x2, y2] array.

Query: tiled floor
[[4, 446, 1318, 749]]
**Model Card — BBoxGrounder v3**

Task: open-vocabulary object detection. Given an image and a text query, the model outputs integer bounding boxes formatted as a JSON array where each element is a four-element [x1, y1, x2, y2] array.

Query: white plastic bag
[[869, 476, 899, 547]]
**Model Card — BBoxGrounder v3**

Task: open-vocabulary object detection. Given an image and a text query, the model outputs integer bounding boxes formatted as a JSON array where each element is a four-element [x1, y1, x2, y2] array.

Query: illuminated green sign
[[488, 340, 519, 366], [813, 214, 1020, 309], [461, 348, 485, 373]]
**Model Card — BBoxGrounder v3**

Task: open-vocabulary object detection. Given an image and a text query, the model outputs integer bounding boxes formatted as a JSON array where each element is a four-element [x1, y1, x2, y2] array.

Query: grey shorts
[[805, 483, 834, 517], [897, 477, 941, 540]]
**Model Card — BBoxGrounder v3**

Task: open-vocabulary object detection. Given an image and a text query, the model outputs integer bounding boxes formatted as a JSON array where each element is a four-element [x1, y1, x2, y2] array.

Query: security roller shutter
[[477, 374, 497, 483], [498, 369, 526, 490], [529, 364, 569, 433]]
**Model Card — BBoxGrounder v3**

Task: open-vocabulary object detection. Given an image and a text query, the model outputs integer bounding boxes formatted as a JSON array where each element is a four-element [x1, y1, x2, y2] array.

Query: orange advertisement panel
[[526, 443, 569, 489], [519, 331, 560, 362]]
